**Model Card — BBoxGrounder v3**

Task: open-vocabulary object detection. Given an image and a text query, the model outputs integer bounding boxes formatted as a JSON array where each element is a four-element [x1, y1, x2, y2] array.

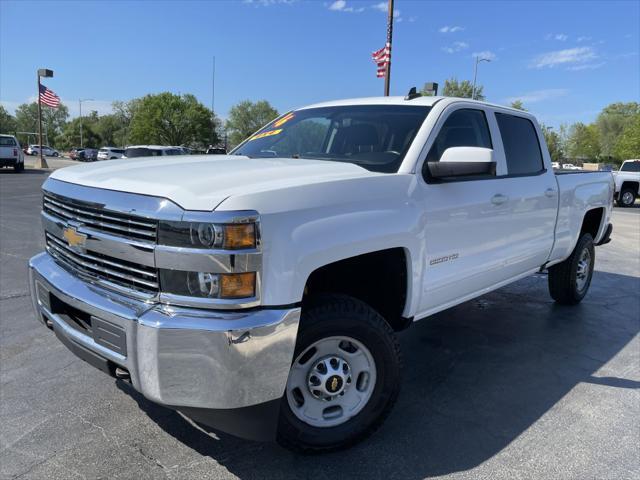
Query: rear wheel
[[277, 294, 401, 453], [548, 233, 595, 305], [617, 188, 636, 208]]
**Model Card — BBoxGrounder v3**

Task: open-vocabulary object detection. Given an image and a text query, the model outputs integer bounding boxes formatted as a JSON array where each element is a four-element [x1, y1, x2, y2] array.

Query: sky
[[1, 0, 639, 128]]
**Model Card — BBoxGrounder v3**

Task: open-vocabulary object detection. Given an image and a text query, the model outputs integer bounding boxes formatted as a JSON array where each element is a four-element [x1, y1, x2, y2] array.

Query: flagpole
[[384, 0, 394, 96], [36, 70, 48, 169]]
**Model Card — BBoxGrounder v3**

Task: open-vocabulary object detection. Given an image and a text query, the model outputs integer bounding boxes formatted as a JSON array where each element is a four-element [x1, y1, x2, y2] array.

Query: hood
[[50, 155, 376, 210]]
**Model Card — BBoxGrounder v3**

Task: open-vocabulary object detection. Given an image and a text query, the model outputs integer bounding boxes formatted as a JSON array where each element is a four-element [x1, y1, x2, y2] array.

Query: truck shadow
[[117, 270, 639, 479]]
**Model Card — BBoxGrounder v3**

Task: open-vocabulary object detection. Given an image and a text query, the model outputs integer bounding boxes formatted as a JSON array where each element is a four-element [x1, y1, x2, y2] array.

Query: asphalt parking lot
[[1, 170, 639, 480]]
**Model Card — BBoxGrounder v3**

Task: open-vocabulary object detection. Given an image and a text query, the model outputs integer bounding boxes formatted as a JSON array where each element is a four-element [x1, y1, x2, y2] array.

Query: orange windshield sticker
[[273, 112, 295, 128], [249, 128, 283, 141]]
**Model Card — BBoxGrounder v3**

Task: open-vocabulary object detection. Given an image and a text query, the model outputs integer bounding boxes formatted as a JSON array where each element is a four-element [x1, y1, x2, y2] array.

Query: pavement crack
[[65, 411, 122, 448], [0, 292, 30, 301]]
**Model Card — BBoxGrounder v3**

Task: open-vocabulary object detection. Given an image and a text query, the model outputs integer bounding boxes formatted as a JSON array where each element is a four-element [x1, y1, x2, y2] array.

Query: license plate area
[[49, 293, 127, 356]]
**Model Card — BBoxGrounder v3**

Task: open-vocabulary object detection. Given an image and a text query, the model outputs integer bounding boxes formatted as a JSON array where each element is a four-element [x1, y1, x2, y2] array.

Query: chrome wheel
[[621, 191, 635, 206], [576, 247, 592, 293], [286, 336, 377, 428]]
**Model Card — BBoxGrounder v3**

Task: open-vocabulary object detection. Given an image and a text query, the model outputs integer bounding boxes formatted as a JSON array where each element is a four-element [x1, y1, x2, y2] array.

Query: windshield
[[232, 105, 431, 173], [621, 161, 640, 172]]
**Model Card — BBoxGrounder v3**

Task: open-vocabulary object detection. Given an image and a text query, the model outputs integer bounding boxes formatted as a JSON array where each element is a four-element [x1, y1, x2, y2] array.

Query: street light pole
[[79, 98, 94, 148], [36, 68, 54, 169], [472, 56, 491, 100]]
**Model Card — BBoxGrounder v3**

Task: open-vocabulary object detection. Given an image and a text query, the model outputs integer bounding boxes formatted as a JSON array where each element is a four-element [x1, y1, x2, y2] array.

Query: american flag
[[372, 43, 390, 78], [39, 84, 60, 108]]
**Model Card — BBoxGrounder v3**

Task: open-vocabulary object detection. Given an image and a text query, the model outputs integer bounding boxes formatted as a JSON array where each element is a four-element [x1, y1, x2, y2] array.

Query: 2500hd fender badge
[[430, 253, 459, 266]]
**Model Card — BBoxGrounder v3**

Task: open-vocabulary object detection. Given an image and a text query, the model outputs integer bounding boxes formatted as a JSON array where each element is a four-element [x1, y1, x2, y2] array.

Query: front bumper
[[29, 252, 300, 439]]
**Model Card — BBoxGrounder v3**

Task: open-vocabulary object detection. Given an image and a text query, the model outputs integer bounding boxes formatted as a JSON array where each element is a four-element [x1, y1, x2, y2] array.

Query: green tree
[[226, 100, 279, 148], [96, 113, 129, 147], [128, 92, 215, 148], [613, 115, 640, 159], [541, 125, 563, 163], [595, 102, 640, 158], [0, 105, 17, 134], [566, 122, 601, 160], [14, 102, 69, 147], [510, 100, 527, 111], [441, 77, 485, 101], [57, 112, 101, 150]]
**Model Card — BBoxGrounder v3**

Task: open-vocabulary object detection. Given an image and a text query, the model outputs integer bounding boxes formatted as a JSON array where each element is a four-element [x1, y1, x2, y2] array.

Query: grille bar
[[46, 233, 158, 292], [43, 193, 157, 241]]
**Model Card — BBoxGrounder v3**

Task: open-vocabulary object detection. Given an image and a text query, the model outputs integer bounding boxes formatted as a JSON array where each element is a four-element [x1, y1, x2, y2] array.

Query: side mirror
[[427, 147, 496, 179]]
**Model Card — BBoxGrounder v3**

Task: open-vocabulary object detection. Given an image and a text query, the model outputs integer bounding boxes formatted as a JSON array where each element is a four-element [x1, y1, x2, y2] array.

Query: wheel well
[[620, 181, 639, 195], [581, 208, 604, 239], [303, 248, 410, 331]]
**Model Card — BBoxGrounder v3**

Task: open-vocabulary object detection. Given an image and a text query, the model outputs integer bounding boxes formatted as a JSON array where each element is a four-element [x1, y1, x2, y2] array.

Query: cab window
[[496, 113, 544, 175], [425, 109, 492, 164]]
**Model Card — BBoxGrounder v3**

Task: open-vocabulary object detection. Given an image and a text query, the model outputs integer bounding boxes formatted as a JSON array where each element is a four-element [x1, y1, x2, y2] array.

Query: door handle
[[491, 194, 508, 205], [545, 188, 557, 198]]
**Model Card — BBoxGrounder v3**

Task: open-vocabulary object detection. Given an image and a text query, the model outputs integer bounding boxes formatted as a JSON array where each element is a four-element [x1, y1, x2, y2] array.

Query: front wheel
[[277, 294, 401, 453], [617, 188, 636, 208], [548, 233, 595, 305]]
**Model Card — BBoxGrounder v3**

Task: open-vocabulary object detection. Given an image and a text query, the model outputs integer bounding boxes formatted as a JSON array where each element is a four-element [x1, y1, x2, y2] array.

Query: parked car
[[77, 148, 98, 162], [551, 161, 560, 169], [69, 148, 84, 161], [97, 147, 125, 161], [206, 147, 227, 155], [122, 145, 184, 158], [27, 145, 59, 157], [613, 159, 640, 207], [29, 95, 614, 452], [0, 134, 24, 172], [561, 163, 582, 170]]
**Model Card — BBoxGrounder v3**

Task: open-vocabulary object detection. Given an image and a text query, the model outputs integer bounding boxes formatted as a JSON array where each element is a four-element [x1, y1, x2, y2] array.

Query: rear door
[[492, 111, 557, 275], [417, 104, 514, 314]]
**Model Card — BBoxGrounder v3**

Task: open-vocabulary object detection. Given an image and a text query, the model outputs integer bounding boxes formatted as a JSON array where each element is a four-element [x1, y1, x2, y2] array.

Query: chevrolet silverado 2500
[[29, 96, 614, 452]]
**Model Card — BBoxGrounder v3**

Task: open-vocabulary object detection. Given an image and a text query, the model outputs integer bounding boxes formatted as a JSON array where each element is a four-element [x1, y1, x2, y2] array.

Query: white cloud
[[439, 25, 464, 33], [442, 41, 469, 54], [566, 62, 605, 71], [472, 50, 497, 61], [372, 2, 401, 20], [327, 0, 364, 12], [530, 46, 598, 69], [545, 33, 568, 41], [576, 36, 591, 43], [505, 89, 569, 105]]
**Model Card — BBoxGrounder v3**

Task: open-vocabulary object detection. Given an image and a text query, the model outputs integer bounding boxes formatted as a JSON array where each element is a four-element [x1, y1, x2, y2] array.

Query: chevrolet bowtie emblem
[[330, 377, 339, 392], [62, 226, 87, 249]]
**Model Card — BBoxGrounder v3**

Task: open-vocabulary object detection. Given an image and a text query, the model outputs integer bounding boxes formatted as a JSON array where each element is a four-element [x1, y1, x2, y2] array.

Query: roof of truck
[[299, 95, 528, 115]]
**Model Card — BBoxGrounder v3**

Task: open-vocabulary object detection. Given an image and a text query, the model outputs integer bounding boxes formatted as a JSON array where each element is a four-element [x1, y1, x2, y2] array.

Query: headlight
[[160, 270, 256, 299], [159, 221, 257, 250]]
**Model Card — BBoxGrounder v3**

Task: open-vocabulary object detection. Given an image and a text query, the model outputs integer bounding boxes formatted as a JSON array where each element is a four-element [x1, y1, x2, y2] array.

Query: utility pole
[[36, 68, 53, 169], [472, 56, 491, 100], [79, 98, 94, 148], [384, 0, 394, 96]]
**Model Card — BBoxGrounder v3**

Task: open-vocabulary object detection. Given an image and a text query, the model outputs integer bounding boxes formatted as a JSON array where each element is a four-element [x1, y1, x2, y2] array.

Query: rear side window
[[0, 137, 17, 146], [620, 161, 640, 172], [496, 113, 544, 175], [426, 109, 492, 163]]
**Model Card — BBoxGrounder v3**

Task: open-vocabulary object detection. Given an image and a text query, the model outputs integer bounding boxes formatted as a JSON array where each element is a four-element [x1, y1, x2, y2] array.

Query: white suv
[[97, 147, 125, 161], [27, 145, 59, 157]]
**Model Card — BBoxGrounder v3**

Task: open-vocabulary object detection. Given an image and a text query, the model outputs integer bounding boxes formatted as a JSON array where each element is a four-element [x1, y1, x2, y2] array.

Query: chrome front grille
[[43, 192, 157, 242], [45, 233, 159, 294]]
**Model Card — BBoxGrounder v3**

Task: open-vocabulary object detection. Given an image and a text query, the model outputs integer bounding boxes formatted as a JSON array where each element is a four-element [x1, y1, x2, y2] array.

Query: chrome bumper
[[28, 252, 300, 410]]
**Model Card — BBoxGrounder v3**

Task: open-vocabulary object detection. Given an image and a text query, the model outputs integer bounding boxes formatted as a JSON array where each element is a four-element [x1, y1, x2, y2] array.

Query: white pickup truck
[[29, 95, 614, 452], [0, 134, 24, 172], [613, 159, 640, 207]]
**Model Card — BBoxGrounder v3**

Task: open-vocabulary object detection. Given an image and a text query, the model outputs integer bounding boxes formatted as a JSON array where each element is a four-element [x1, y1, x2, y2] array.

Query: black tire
[[13, 162, 24, 173], [617, 188, 636, 208], [548, 233, 595, 305], [277, 294, 401, 453]]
